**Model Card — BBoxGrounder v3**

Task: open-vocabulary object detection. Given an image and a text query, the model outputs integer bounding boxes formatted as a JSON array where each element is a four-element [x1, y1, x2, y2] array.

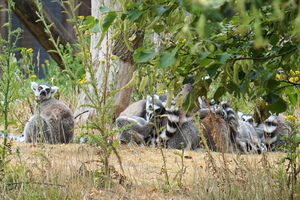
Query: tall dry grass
[[0, 139, 295, 200]]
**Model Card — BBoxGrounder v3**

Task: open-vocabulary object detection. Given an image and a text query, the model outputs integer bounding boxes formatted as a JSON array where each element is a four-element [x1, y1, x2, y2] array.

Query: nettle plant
[[0, 0, 36, 178], [35, 0, 122, 177]]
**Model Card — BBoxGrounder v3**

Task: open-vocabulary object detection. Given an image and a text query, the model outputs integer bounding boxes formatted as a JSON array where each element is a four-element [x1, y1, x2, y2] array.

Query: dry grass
[[0, 139, 293, 200]]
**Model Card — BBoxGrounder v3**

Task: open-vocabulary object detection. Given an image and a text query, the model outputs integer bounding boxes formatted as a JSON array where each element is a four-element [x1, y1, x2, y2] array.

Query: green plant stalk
[[35, 0, 120, 176], [1, 0, 14, 167]]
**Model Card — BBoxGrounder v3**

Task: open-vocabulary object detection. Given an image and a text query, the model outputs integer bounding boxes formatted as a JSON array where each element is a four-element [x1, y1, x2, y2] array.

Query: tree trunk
[[112, 60, 136, 119], [112, 29, 144, 119], [75, 0, 144, 122], [5, 0, 77, 68]]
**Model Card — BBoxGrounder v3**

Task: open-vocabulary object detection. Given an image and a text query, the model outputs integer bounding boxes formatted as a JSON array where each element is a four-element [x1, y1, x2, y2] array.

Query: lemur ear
[[31, 82, 38, 91], [51, 86, 59, 94], [146, 95, 152, 101]]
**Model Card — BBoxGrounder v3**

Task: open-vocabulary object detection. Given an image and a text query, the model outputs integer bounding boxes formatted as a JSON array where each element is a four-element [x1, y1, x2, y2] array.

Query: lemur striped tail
[[160, 101, 180, 140], [221, 101, 239, 144]]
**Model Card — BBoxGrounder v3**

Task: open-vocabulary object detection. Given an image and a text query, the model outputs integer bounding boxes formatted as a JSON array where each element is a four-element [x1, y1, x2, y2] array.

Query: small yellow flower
[[101, 60, 105, 63], [26, 48, 33, 53], [30, 75, 36, 78], [181, 39, 187, 43], [284, 115, 297, 122], [289, 77, 299, 83], [78, 78, 87, 84], [290, 70, 295, 76], [44, 60, 49, 63], [110, 55, 116, 58], [276, 74, 286, 80], [78, 16, 84, 19], [157, 91, 164, 95], [295, 70, 300, 75], [41, 64, 45, 67]]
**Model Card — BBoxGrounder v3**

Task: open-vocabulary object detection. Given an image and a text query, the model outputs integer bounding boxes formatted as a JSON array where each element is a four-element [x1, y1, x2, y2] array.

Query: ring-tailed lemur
[[198, 97, 234, 153], [115, 94, 166, 145], [23, 82, 74, 143], [221, 101, 266, 154], [238, 112, 266, 145], [258, 113, 291, 151], [158, 84, 200, 150]]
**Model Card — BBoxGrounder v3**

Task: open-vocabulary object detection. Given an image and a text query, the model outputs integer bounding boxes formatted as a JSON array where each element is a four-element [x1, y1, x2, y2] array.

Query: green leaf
[[269, 35, 279, 46], [84, 16, 95, 29], [127, 9, 142, 22], [266, 79, 280, 90], [100, 7, 115, 13], [159, 48, 177, 69], [91, 19, 99, 32], [199, 52, 211, 60], [267, 97, 287, 113], [102, 12, 117, 31], [134, 48, 156, 63], [266, 92, 279, 104], [238, 81, 248, 93], [287, 93, 298, 106], [261, 72, 273, 84], [207, 64, 221, 77], [213, 87, 226, 100], [216, 52, 231, 64], [156, 5, 171, 16], [248, 71, 259, 80]]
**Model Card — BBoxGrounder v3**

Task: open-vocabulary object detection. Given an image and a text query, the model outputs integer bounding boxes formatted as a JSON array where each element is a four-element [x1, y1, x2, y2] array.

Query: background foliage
[[91, 0, 300, 119]]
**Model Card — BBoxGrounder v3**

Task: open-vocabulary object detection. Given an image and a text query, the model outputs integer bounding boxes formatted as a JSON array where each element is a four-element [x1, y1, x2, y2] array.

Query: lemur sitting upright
[[159, 84, 200, 150], [23, 82, 74, 143], [221, 101, 267, 154]]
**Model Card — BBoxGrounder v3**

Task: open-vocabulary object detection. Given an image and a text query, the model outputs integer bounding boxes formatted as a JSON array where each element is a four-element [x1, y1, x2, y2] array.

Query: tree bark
[[112, 29, 144, 118], [5, 0, 77, 68], [112, 60, 136, 119], [75, 0, 144, 122]]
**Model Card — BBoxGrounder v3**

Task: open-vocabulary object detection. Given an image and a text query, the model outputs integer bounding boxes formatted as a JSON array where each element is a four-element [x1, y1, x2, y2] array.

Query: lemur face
[[146, 95, 164, 122], [31, 82, 58, 101], [262, 115, 278, 134]]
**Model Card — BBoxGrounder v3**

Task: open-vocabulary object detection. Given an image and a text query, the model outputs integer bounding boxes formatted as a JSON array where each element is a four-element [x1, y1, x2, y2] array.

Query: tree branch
[[5, 0, 78, 68], [232, 47, 298, 62]]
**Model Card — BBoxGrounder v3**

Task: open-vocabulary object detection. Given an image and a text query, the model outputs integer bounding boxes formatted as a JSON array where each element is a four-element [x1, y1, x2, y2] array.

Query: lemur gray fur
[[23, 82, 74, 143], [221, 101, 266, 154], [159, 84, 200, 150], [258, 114, 291, 151], [238, 111, 266, 145], [116, 94, 166, 145]]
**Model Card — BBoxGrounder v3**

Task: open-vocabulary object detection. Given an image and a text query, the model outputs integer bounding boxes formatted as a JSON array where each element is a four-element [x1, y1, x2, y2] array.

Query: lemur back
[[116, 100, 152, 145], [198, 97, 233, 153], [116, 95, 166, 145], [24, 82, 74, 143]]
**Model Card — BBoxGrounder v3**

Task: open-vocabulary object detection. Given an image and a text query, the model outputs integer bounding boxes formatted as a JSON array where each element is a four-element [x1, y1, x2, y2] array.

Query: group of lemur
[[0, 82, 292, 154], [116, 83, 292, 154]]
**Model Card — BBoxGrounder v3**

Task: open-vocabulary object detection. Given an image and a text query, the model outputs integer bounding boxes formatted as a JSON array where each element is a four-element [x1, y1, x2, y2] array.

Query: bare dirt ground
[[2, 140, 287, 199]]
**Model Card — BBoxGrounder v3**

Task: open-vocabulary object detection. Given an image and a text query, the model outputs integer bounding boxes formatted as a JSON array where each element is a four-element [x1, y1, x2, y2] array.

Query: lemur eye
[[46, 88, 50, 93]]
